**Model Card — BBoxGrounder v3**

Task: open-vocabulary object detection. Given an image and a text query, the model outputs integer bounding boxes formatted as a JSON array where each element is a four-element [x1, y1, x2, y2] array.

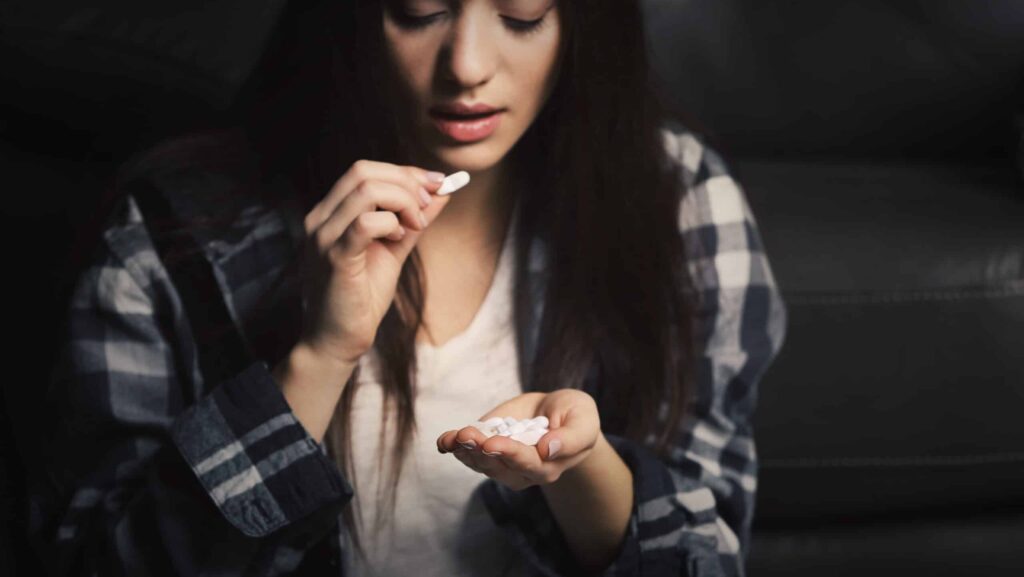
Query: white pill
[[497, 424, 510, 435], [531, 416, 549, 429], [508, 421, 528, 435], [511, 429, 546, 446], [503, 417, 517, 425], [482, 417, 504, 428], [437, 171, 470, 195]]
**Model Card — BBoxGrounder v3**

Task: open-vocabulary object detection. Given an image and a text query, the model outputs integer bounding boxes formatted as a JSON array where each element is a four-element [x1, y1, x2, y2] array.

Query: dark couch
[[642, 1, 1024, 574], [3, 1, 1023, 575]]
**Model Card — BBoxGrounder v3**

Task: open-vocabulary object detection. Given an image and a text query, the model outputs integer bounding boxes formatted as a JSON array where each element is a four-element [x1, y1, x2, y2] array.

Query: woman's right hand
[[297, 159, 453, 367]]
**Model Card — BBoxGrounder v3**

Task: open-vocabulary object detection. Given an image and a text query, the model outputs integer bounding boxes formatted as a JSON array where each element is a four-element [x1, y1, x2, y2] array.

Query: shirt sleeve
[[479, 127, 788, 577], [29, 194, 354, 576]]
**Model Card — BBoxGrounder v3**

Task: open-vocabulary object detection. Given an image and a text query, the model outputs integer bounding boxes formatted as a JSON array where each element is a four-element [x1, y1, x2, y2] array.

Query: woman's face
[[382, 0, 563, 174]]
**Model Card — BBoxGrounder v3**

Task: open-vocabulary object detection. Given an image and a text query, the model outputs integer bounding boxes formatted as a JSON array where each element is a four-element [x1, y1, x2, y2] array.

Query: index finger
[[310, 160, 444, 231]]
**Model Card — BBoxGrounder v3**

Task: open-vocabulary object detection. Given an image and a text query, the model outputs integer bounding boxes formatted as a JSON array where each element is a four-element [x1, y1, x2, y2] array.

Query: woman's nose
[[440, 13, 498, 89]]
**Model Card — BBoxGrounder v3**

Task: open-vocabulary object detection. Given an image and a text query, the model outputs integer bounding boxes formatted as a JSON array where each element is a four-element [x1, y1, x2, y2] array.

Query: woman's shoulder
[[87, 189, 169, 295], [656, 119, 786, 328], [101, 130, 293, 269], [117, 130, 267, 225], [658, 120, 759, 250]]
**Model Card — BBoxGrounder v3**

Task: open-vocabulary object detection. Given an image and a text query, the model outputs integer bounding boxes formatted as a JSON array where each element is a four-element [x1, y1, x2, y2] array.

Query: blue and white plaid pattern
[[30, 123, 786, 576], [481, 124, 787, 577]]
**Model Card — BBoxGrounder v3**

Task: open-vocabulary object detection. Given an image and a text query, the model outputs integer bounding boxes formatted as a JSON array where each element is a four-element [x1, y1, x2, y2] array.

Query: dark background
[[2, 1, 1023, 575]]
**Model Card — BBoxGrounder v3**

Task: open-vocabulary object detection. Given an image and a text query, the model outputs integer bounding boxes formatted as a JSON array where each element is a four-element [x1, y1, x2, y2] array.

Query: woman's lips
[[430, 111, 503, 143]]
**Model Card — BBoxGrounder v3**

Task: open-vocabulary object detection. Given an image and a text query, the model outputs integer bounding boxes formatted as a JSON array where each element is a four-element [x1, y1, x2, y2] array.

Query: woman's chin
[[428, 146, 508, 175]]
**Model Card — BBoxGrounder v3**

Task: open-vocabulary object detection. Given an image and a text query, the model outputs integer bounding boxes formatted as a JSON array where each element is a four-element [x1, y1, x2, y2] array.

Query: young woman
[[31, 0, 787, 575]]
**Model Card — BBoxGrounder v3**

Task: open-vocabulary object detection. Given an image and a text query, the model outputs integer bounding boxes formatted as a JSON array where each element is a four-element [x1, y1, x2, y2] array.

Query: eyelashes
[[502, 15, 547, 36], [389, 11, 549, 37]]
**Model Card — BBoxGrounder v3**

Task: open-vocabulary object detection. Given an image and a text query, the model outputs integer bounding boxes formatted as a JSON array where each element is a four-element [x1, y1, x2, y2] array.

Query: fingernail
[[459, 440, 477, 450], [418, 186, 432, 207], [425, 171, 446, 183], [418, 212, 429, 229], [482, 450, 502, 457], [547, 439, 562, 460]]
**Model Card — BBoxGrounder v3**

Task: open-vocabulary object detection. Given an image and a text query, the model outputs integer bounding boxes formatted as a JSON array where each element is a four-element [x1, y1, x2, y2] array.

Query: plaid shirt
[[30, 122, 787, 577]]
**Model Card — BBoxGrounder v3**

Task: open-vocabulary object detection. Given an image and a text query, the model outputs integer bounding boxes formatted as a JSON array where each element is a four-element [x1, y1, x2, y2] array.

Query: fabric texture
[[343, 195, 532, 577], [29, 122, 787, 576]]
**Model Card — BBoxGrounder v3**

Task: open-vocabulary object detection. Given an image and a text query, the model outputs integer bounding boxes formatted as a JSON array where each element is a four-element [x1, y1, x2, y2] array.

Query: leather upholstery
[[2, 1, 1022, 575]]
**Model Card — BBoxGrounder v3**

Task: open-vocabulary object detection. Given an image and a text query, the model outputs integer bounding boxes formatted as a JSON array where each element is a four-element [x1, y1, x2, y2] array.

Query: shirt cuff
[[170, 359, 353, 537], [602, 433, 724, 577]]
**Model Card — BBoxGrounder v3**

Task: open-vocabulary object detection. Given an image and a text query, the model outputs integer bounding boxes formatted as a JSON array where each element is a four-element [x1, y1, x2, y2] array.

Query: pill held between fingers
[[437, 171, 470, 195], [532, 416, 549, 429], [508, 421, 527, 435]]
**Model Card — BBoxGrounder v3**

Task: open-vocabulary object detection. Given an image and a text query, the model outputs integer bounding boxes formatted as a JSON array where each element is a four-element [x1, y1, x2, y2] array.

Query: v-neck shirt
[[344, 197, 532, 577]]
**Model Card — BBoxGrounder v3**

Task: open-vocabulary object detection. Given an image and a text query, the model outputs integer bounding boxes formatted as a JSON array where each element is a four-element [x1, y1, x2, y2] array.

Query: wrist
[[553, 433, 610, 489], [272, 342, 359, 443], [282, 341, 360, 382], [272, 342, 359, 405]]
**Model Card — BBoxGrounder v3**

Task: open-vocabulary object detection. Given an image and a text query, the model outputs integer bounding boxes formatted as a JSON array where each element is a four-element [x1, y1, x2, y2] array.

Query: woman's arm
[[479, 127, 787, 577], [272, 341, 357, 443], [539, 433, 634, 575], [30, 194, 353, 576]]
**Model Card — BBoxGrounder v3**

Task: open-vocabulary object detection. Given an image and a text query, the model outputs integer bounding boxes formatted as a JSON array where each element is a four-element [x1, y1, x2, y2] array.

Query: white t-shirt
[[342, 199, 534, 577]]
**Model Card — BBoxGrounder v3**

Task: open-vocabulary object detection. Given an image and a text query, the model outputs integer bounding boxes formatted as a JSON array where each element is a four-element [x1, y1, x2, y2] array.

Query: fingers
[[480, 436, 556, 482], [336, 211, 407, 255], [535, 390, 600, 461], [308, 160, 444, 232], [313, 180, 425, 255], [439, 428, 548, 490], [442, 426, 486, 452], [453, 426, 549, 480]]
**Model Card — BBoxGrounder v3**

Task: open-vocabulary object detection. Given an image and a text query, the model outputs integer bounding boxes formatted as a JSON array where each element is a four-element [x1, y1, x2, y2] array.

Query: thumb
[[540, 413, 588, 462], [538, 398, 600, 462]]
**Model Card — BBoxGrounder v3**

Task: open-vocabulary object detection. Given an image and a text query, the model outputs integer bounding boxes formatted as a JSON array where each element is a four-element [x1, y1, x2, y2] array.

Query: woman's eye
[[501, 16, 546, 36], [391, 11, 446, 29], [390, 10, 547, 36]]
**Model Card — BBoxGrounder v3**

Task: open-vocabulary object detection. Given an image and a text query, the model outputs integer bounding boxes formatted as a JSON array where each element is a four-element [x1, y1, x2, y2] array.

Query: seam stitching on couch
[[783, 282, 1024, 305], [763, 451, 1024, 468]]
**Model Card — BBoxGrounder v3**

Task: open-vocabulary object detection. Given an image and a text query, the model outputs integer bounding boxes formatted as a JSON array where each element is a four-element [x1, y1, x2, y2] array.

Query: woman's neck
[[419, 159, 517, 254]]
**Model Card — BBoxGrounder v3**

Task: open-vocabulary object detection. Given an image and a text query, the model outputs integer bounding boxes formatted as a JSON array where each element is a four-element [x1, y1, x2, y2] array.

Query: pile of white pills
[[469, 416, 550, 446]]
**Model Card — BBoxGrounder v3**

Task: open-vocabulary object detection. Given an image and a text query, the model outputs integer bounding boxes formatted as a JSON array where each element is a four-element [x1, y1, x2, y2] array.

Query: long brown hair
[[111, 0, 701, 563]]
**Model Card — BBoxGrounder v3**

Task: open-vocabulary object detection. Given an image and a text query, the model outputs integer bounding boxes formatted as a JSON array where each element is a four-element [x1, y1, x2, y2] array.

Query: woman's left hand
[[436, 390, 601, 491]]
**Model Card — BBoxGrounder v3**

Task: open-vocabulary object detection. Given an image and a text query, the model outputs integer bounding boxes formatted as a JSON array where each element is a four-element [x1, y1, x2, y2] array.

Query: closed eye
[[390, 11, 446, 28], [390, 11, 548, 36], [501, 15, 547, 35]]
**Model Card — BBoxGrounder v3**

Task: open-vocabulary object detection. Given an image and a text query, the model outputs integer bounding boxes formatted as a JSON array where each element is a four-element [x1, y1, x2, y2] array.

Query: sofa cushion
[[644, 0, 1024, 157], [737, 158, 1024, 523], [750, 510, 1024, 575]]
